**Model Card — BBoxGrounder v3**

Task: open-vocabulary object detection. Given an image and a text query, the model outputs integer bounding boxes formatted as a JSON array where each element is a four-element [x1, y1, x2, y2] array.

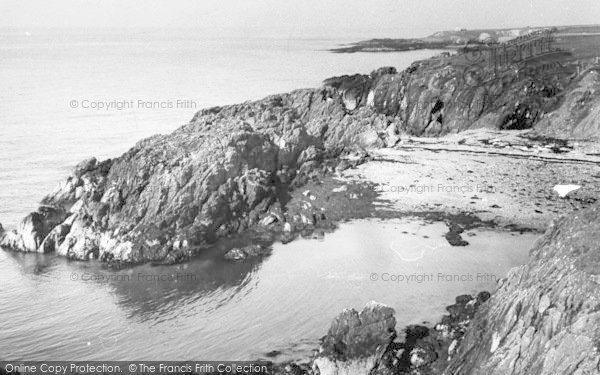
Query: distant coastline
[[330, 24, 600, 60]]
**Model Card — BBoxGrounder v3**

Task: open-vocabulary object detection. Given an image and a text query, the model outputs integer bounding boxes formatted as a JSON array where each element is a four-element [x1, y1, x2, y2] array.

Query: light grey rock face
[[224, 244, 267, 261], [446, 204, 600, 375], [534, 70, 600, 140], [0, 206, 68, 252], [312, 301, 397, 375]]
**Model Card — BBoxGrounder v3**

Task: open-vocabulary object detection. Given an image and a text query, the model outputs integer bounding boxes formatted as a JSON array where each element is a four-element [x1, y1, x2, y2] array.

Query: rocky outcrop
[[224, 244, 268, 261], [274, 293, 491, 375], [534, 70, 600, 140], [0, 47, 593, 264], [0, 84, 398, 263], [323, 52, 573, 137], [311, 301, 397, 375], [446, 204, 600, 374], [0, 205, 68, 252]]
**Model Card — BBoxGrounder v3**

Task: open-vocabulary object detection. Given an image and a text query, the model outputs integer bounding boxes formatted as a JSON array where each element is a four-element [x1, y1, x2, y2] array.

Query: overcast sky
[[1, 0, 599, 38]]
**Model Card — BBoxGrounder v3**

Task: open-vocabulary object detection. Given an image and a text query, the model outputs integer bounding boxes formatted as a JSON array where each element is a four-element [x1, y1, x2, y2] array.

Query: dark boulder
[[312, 301, 397, 375]]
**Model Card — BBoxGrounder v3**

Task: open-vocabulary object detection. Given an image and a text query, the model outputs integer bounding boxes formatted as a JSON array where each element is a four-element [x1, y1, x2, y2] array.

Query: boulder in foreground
[[312, 301, 397, 375]]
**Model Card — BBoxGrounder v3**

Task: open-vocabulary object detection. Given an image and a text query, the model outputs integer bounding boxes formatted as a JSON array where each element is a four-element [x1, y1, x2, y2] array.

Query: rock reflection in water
[[0, 218, 538, 361]]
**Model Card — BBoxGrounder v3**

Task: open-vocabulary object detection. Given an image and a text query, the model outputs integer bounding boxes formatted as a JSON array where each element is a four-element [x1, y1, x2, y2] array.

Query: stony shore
[[2, 27, 600, 374]]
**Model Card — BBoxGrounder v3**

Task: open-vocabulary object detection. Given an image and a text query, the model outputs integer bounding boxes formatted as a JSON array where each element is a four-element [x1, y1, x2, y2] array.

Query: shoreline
[[1, 23, 600, 372]]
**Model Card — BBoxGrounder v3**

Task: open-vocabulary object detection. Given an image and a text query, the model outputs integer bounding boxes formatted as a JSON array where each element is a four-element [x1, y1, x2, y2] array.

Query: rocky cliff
[[0, 49, 596, 263], [445, 203, 600, 374]]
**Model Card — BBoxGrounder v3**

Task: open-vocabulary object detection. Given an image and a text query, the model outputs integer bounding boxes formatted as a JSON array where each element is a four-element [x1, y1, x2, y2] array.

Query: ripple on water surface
[[0, 217, 539, 361]]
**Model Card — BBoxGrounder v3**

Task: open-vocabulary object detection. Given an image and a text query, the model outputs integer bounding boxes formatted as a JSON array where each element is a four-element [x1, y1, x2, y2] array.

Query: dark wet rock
[[446, 203, 600, 374], [404, 325, 430, 342], [265, 350, 281, 358], [476, 291, 491, 304], [312, 301, 397, 375], [444, 223, 469, 246]]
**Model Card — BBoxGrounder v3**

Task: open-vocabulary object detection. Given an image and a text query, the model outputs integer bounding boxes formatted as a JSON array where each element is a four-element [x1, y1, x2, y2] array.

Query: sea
[[0, 28, 537, 361]]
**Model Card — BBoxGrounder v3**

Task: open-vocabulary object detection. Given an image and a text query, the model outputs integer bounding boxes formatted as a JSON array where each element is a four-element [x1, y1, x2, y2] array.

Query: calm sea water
[[0, 29, 535, 361], [0, 218, 538, 361]]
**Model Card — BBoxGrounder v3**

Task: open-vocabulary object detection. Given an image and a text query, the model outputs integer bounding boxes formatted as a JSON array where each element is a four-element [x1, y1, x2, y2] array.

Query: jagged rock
[[224, 244, 267, 261], [447, 203, 600, 374], [312, 301, 396, 375], [224, 248, 247, 261], [0, 206, 68, 252], [39, 224, 71, 253], [323, 74, 372, 111], [243, 244, 266, 257], [410, 342, 438, 368], [2, 82, 401, 262], [73, 157, 97, 177]]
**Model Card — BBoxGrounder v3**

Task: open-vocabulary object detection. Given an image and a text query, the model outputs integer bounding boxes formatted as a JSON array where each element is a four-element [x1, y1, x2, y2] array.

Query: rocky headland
[[1, 24, 600, 375], [3, 31, 599, 263]]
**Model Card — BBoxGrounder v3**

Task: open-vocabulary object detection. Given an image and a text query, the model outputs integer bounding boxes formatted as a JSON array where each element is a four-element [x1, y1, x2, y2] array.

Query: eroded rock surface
[[312, 301, 397, 375], [446, 204, 600, 374], [0, 86, 397, 263]]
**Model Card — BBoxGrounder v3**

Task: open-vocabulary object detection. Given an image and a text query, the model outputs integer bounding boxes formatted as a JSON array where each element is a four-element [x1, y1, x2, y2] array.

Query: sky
[[1, 0, 599, 38]]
